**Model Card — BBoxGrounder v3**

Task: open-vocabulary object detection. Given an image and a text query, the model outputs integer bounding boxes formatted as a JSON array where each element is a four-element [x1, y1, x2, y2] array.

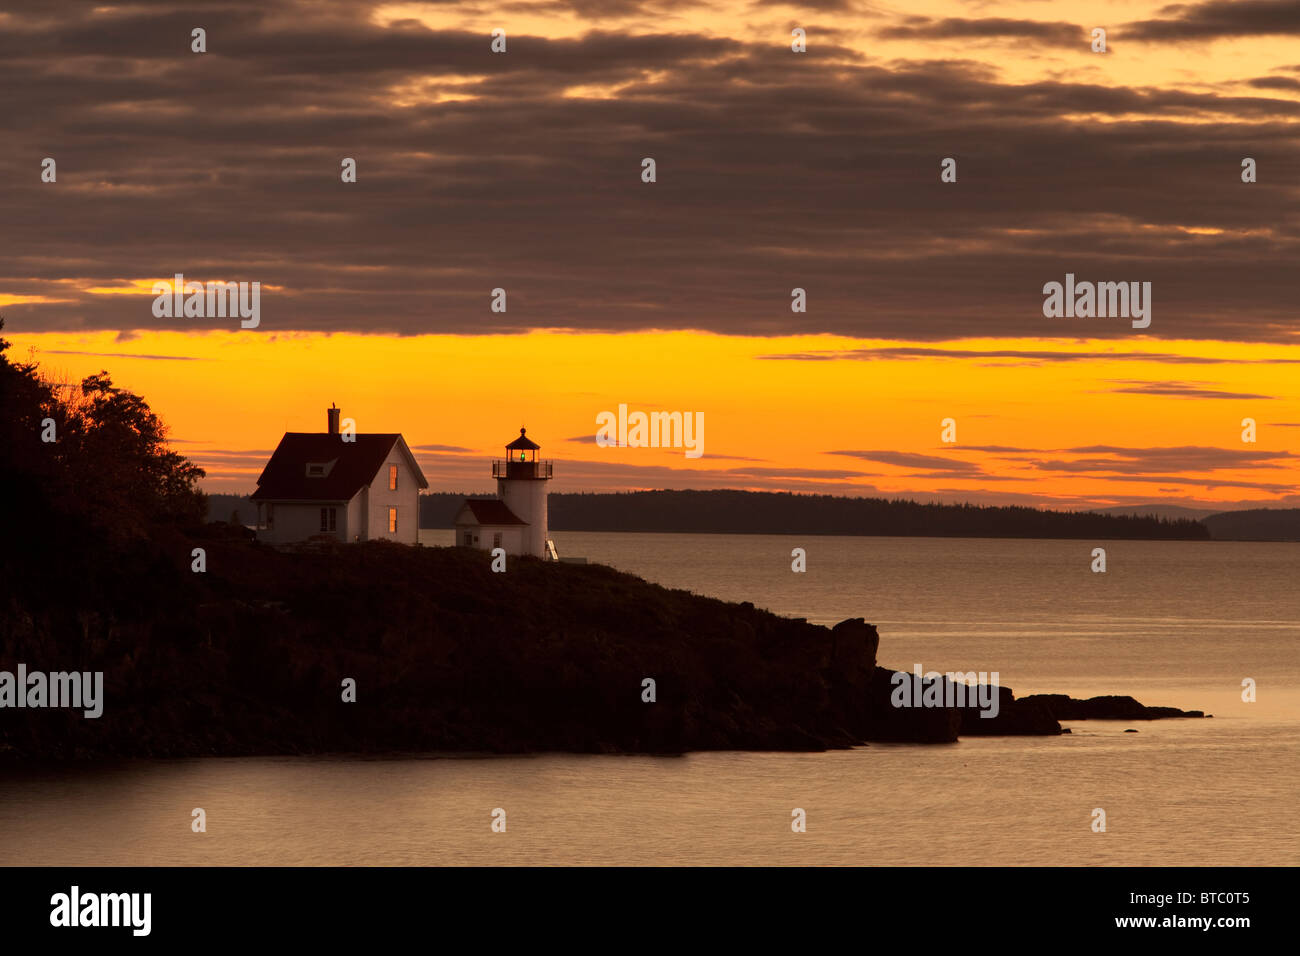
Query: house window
[[389, 464, 398, 491], [320, 507, 337, 532], [388, 508, 397, 534], [266, 504, 274, 529], [493, 532, 502, 549], [462, 531, 474, 547]]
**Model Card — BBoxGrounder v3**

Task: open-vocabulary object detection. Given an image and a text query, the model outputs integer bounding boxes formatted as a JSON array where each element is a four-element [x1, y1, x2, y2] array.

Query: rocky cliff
[[0, 531, 1201, 759]]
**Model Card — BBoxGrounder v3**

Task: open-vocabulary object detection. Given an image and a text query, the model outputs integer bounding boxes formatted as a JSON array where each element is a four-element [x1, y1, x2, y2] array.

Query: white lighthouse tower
[[494, 428, 552, 558]]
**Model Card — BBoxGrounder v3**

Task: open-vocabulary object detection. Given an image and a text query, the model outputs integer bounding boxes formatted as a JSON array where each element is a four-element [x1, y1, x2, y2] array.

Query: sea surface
[[3, 533, 1297, 865]]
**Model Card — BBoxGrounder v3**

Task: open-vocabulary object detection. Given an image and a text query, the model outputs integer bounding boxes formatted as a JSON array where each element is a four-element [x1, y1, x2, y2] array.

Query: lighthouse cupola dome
[[506, 427, 540, 461]]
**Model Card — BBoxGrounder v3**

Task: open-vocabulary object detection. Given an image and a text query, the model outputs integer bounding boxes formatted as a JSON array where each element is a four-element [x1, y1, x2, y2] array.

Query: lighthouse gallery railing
[[492, 459, 553, 479]]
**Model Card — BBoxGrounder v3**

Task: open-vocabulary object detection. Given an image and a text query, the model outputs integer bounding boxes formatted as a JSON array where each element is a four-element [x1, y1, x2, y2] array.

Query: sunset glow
[[8, 328, 1297, 507]]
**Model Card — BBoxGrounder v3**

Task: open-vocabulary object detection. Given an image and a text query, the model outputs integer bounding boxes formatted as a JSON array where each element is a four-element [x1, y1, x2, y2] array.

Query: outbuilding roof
[[456, 498, 527, 526]]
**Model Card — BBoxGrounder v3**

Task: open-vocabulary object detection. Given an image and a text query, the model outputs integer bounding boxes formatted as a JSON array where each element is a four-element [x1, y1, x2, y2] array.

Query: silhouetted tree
[[0, 316, 206, 549]]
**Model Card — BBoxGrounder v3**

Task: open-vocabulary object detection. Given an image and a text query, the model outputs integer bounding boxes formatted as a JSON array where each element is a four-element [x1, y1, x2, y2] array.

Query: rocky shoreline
[[0, 535, 1207, 759]]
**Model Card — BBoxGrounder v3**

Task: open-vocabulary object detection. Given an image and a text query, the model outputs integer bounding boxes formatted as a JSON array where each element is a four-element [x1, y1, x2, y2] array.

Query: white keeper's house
[[454, 428, 555, 559], [250, 405, 428, 545]]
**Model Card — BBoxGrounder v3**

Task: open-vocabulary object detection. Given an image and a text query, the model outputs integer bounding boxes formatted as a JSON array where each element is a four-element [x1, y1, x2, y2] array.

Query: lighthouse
[[494, 428, 552, 558], [452, 428, 555, 559]]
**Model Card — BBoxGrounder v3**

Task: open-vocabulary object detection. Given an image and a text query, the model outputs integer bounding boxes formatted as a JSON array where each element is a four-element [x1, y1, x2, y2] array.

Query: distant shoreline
[[205, 489, 1300, 541]]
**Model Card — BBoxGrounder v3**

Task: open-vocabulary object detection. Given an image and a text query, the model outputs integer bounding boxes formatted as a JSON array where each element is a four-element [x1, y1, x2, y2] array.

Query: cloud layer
[[2, 0, 1298, 342]]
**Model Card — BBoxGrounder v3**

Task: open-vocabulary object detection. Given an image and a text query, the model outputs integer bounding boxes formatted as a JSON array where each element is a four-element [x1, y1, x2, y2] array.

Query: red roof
[[457, 498, 526, 526], [250, 433, 428, 501]]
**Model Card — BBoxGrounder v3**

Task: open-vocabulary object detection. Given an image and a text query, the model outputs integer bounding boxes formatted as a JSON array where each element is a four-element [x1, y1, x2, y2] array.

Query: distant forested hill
[[401, 490, 1207, 539], [208, 491, 1300, 541], [1201, 509, 1300, 542], [206, 493, 255, 524], [548, 490, 1208, 538]]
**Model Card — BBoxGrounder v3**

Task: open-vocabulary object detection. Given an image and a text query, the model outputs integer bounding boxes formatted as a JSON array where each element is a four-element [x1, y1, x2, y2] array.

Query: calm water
[[3, 533, 1297, 865]]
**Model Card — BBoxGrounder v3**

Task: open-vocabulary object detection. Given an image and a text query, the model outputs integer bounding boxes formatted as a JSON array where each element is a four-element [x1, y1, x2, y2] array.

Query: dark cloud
[[878, 17, 1082, 45], [1106, 380, 1276, 399], [894, 472, 1023, 481], [720, 465, 874, 478], [827, 449, 985, 473], [1248, 76, 1300, 91], [1034, 444, 1297, 473], [0, 0, 1298, 344], [563, 433, 763, 461], [40, 349, 202, 361], [748, 0, 870, 12], [1125, 1, 1300, 42], [409, 443, 476, 453], [1052, 473, 1295, 493], [758, 346, 1300, 363]]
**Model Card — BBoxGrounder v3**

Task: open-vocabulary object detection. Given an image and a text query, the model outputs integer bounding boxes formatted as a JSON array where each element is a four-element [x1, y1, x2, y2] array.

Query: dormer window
[[305, 459, 337, 478]]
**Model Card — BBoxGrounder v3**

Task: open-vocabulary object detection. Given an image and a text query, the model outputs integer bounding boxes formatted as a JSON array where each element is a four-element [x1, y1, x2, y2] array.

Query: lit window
[[389, 464, 398, 491], [388, 508, 397, 533]]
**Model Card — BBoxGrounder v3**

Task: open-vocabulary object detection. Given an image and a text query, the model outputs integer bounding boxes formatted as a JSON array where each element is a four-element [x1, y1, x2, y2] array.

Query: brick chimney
[[327, 404, 340, 435]]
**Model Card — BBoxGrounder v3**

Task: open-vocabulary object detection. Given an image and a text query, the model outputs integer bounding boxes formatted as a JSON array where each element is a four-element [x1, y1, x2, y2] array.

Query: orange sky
[[9, 328, 1299, 508]]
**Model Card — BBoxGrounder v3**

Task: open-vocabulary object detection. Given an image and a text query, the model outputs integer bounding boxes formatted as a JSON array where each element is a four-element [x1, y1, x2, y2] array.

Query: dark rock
[[863, 668, 962, 743], [1021, 694, 1206, 721], [956, 685, 1062, 737], [870, 670, 1062, 737], [829, 617, 880, 666]]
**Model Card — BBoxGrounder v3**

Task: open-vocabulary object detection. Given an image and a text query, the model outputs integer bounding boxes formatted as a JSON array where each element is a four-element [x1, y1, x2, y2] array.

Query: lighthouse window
[[388, 508, 398, 533], [389, 464, 398, 490]]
